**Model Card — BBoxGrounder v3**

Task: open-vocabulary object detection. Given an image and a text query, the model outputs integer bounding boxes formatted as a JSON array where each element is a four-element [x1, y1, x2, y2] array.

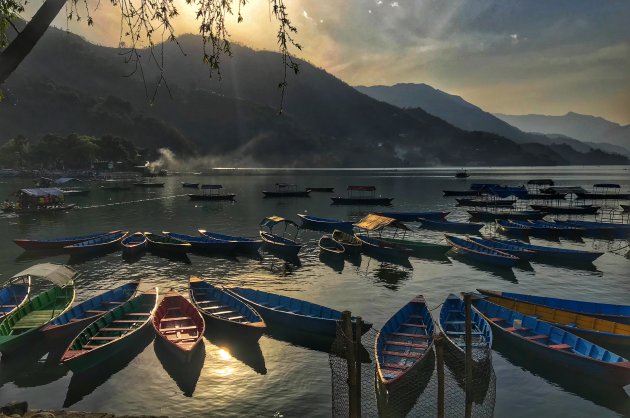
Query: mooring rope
[[76, 194, 189, 210]]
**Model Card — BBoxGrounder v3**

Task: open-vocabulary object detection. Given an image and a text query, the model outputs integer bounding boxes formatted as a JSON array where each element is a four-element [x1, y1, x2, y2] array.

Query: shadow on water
[[15, 250, 68, 263], [122, 252, 146, 264], [344, 251, 363, 267], [154, 340, 206, 397], [443, 347, 493, 404], [0, 337, 69, 389], [376, 350, 435, 418], [63, 329, 155, 407], [319, 251, 345, 273], [204, 329, 267, 375], [493, 334, 630, 416], [147, 251, 192, 264], [360, 249, 413, 269], [360, 256, 412, 291], [447, 251, 518, 283], [67, 250, 121, 265]]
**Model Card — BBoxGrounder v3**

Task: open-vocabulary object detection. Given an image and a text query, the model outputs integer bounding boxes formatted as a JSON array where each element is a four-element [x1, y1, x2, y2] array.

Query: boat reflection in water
[[204, 329, 267, 375], [63, 328, 154, 407], [493, 332, 630, 416], [0, 338, 69, 389], [155, 339, 206, 396], [448, 251, 518, 283], [361, 255, 412, 291], [319, 252, 345, 273]]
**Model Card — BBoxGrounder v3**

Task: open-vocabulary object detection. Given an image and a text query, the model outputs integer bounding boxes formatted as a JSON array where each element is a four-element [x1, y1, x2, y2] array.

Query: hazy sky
[[36, 0, 630, 124]]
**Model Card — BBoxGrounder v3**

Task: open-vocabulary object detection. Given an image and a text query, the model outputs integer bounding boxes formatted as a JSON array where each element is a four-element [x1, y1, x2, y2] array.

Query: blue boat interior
[[472, 297, 627, 364], [50, 282, 139, 326], [190, 280, 262, 324], [260, 231, 299, 246], [377, 296, 434, 382], [36, 232, 108, 243], [67, 231, 127, 248], [439, 295, 492, 356], [446, 235, 514, 258], [165, 232, 220, 244], [122, 233, 146, 245], [0, 284, 29, 316], [200, 231, 258, 242]]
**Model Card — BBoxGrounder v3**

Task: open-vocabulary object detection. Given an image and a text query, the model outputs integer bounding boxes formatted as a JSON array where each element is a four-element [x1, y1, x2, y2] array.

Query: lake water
[[0, 166, 629, 417]]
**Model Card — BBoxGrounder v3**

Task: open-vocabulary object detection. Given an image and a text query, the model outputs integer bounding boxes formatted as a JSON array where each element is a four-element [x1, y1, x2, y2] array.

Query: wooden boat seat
[[380, 369, 402, 377], [505, 327, 529, 332], [89, 336, 118, 341], [103, 301, 123, 305], [228, 315, 245, 321], [382, 363, 410, 370], [85, 310, 107, 314], [549, 344, 572, 350], [213, 310, 237, 316], [390, 332, 430, 339], [409, 315, 424, 319], [113, 319, 143, 323], [160, 325, 198, 333], [100, 327, 131, 332], [126, 312, 151, 316], [444, 320, 466, 325], [0, 305, 16, 308], [160, 316, 191, 322], [170, 336, 199, 343], [446, 331, 483, 336], [489, 317, 504, 322], [204, 305, 230, 310], [196, 300, 219, 305], [526, 335, 548, 340], [69, 318, 82, 322], [382, 350, 422, 359], [400, 323, 427, 328], [386, 340, 428, 349]]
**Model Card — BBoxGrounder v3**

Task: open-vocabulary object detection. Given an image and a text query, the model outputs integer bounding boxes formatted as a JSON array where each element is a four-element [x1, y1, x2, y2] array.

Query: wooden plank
[[213, 310, 237, 316], [382, 350, 422, 359], [390, 332, 431, 339], [525, 335, 548, 340], [160, 316, 191, 322], [400, 323, 427, 328], [382, 363, 410, 370], [228, 315, 245, 321], [100, 327, 131, 332], [89, 336, 118, 341], [113, 319, 142, 323], [126, 312, 150, 316], [85, 310, 107, 314], [160, 325, 198, 333], [386, 340, 428, 349], [549, 343, 571, 350]]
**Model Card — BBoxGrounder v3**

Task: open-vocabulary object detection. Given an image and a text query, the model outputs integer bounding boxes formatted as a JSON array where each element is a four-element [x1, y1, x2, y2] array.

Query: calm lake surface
[[0, 166, 629, 417]]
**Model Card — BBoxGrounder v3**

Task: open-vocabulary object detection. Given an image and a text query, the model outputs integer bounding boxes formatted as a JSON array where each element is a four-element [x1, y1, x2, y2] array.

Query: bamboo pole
[[354, 316, 363, 417], [464, 293, 473, 418], [435, 333, 445, 418], [341, 311, 359, 418]]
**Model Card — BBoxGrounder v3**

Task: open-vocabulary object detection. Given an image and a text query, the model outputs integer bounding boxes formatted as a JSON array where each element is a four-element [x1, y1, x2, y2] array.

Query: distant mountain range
[[0, 25, 627, 167], [494, 112, 630, 150], [356, 83, 630, 157]]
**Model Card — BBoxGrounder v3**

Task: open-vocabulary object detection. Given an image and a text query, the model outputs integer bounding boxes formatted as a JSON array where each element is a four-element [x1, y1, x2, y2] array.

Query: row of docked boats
[[262, 184, 395, 205], [496, 218, 630, 240]]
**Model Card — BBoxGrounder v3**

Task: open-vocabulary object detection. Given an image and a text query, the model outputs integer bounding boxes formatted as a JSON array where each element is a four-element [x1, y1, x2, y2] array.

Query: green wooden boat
[[0, 263, 77, 354], [380, 237, 451, 255], [61, 288, 158, 371]]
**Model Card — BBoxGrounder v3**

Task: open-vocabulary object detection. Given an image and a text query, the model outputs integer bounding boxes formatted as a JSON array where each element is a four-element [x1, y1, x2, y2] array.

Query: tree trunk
[[0, 0, 67, 85]]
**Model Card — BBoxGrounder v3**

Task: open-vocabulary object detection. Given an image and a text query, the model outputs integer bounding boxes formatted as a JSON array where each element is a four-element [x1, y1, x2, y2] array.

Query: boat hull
[[445, 235, 519, 267], [262, 191, 310, 197], [297, 214, 354, 231], [331, 197, 393, 205], [260, 231, 301, 256], [14, 232, 111, 251], [419, 218, 483, 234], [355, 234, 413, 258], [188, 194, 236, 201], [376, 211, 449, 221]]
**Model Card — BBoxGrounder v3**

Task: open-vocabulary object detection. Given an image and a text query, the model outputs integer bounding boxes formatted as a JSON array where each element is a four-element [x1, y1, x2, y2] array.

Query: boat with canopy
[[259, 216, 302, 257], [353, 214, 417, 257], [188, 184, 236, 201], [331, 186, 393, 205], [262, 183, 310, 198]]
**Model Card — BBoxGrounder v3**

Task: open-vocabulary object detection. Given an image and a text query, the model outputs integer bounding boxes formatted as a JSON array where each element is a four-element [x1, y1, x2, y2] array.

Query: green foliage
[[0, 133, 145, 169], [0, 0, 24, 48]]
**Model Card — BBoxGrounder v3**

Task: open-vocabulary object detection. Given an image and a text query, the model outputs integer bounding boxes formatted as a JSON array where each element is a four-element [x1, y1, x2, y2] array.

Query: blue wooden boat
[[477, 290, 630, 326], [189, 277, 266, 341], [259, 216, 302, 257], [477, 289, 630, 350], [354, 234, 413, 258], [14, 231, 114, 251], [486, 237, 604, 264], [496, 219, 530, 236], [376, 295, 434, 387], [467, 210, 546, 221], [198, 229, 262, 252], [0, 280, 30, 321], [439, 294, 492, 360], [144, 232, 191, 254], [297, 214, 354, 231], [418, 218, 483, 234], [319, 235, 345, 255], [42, 281, 140, 337], [554, 220, 630, 239], [456, 198, 516, 207], [510, 220, 583, 237], [163, 232, 236, 253], [466, 236, 535, 260], [444, 234, 520, 267], [121, 233, 147, 256], [227, 287, 371, 339], [376, 211, 449, 222], [471, 296, 630, 386], [181, 182, 199, 189], [64, 231, 128, 256]]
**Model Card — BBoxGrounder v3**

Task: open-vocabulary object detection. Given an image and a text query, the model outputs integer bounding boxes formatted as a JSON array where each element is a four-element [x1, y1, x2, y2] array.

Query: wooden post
[[435, 333, 445, 418], [341, 311, 359, 418], [464, 293, 473, 418], [354, 316, 363, 417]]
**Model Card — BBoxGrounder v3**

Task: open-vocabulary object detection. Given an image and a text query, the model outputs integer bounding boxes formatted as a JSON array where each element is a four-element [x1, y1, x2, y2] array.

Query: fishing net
[[330, 323, 496, 417]]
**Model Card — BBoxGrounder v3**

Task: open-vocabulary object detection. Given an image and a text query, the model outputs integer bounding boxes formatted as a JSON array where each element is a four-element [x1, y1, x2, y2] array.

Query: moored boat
[[121, 232, 147, 256], [64, 231, 128, 256], [163, 232, 236, 253], [476, 290, 630, 326], [133, 182, 165, 188], [466, 236, 536, 260], [259, 216, 302, 257], [376, 295, 434, 388], [0, 263, 77, 354], [353, 214, 414, 258], [153, 291, 205, 362], [182, 182, 200, 189], [0, 278, 30, 321], [188, 184, 236, 201], [495, 219, 530, 236], [379, 237, 451, 256], [485, 237, 604, 264], [444, 234, 520, 267], [14, 231, 113, 251], [144, 232, 191, 254], [418, 217, 483, 234], [331, 186, 393, 205], [355, 234, 414, 258], [262, 183, 310, 198], [319, 235, 345, 255], [228, 287, 371, 339], [376, 211, 449, 221], [305, 187, 334, 192], [467, 210, 546, 221], [42, 281, 140, 337], [443, 190, 482, 197], [456, 198, 516, 207], [530, 204, 599, 215], [439, 294, 492, 360], [331, 229, 362, 252], [478, 290, 630, 350], [60, 288, 158, 370], [198, 230, 262, 252], [189, 277, 266, 341], [297, 214, 354, 231], [471, 295, 630, 386], [554, 220, 630, 239]]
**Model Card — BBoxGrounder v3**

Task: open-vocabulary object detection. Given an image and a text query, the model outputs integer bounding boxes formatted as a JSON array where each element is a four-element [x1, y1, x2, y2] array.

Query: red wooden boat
[[153, 291, 205, 362]]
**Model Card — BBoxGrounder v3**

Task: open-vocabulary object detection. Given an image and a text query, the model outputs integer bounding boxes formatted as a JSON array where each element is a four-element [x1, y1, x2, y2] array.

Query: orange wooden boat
[[153, 291, 205, 362]]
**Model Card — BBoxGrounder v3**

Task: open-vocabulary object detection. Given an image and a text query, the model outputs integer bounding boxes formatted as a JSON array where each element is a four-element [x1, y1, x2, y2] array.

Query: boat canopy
[[527, 179, 554, 186], [470, 183, 500, 191], [487, 185, 528, 198], [55, 177, 83, 185], [11, 263, 77, 287], [348, 186, 376, 191], [354, 214, 410, 231], [18, 188, 64, 198], [260, 216, 299, 229], [201, 184, 223, 189], [593, 183, 620, 189]]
